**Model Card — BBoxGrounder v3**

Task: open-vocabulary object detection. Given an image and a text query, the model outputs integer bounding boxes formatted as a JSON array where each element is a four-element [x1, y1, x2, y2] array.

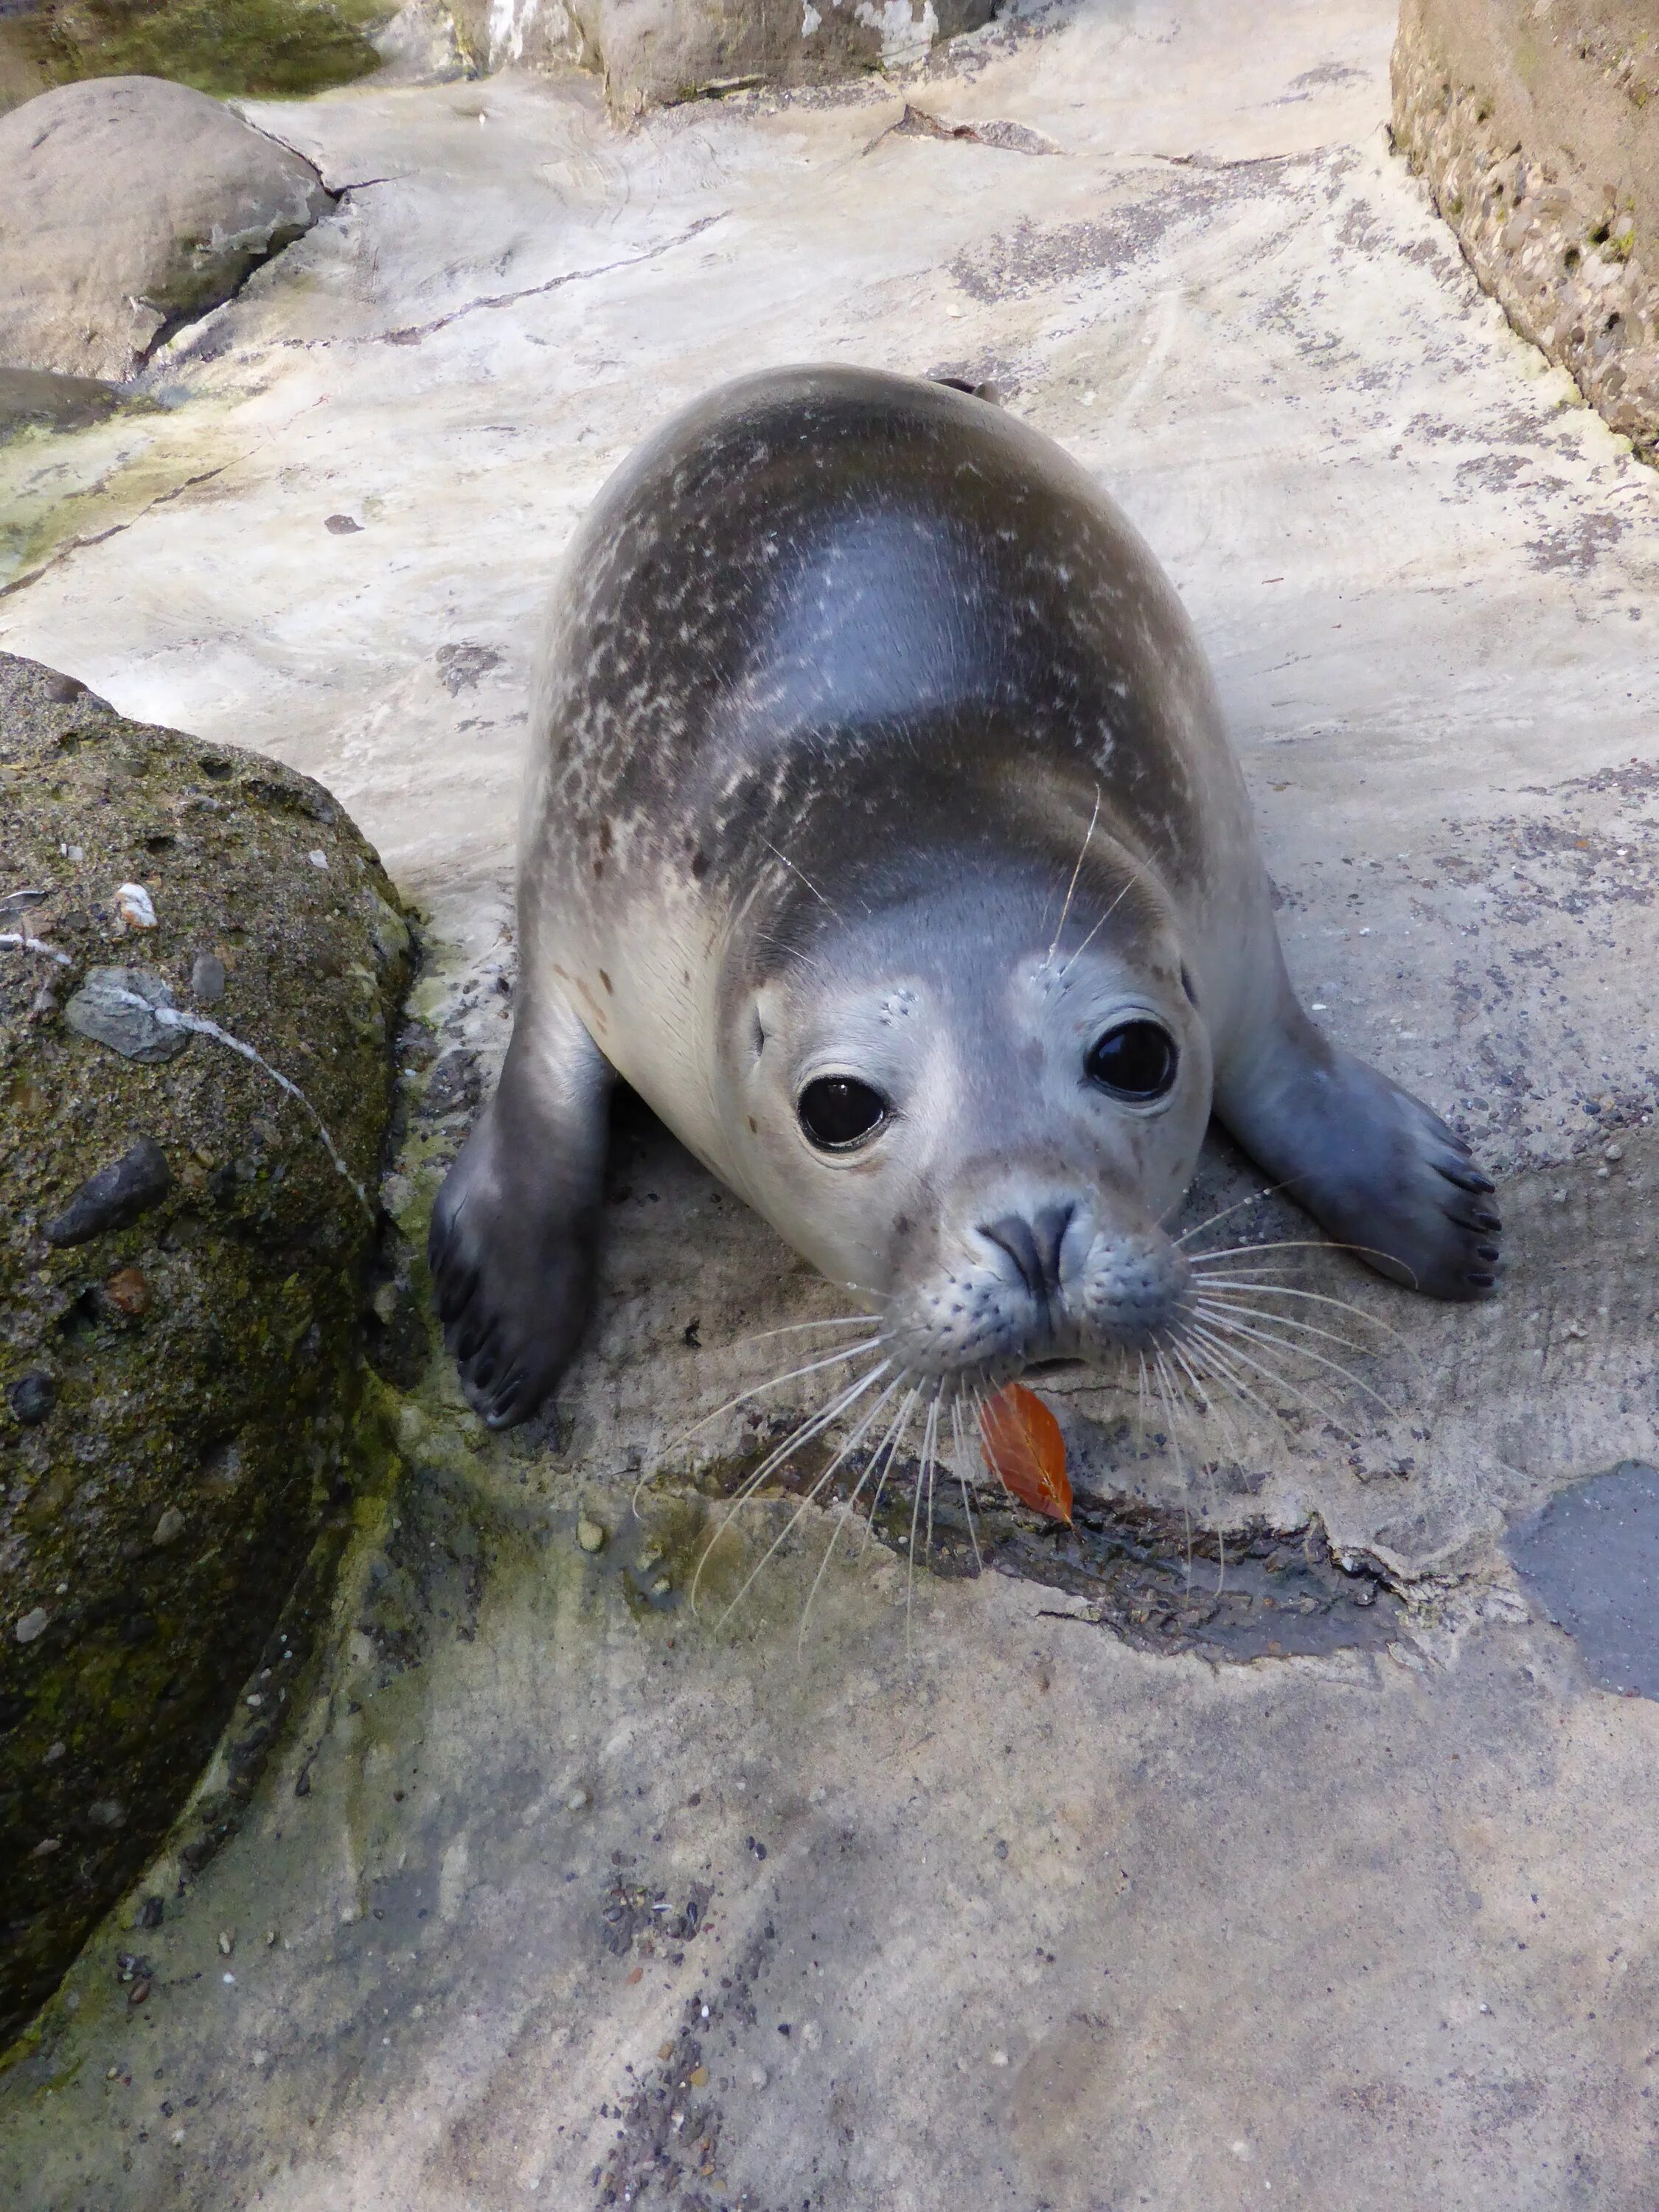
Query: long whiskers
[[711, 1371, 902, 1631], [689, 1360, 888, 1611], [1044, 787, 1101, 966]]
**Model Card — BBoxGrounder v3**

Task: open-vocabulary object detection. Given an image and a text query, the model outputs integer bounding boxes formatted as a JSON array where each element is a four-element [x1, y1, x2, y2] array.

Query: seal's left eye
[[1086, 1020, 1178, 1102], [798, 1077, 888, 1151]]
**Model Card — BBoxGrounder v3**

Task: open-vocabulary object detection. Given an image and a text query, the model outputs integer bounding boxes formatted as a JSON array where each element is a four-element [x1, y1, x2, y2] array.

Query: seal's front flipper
[[1213, 1006, 1501, 1299], [428, 992, 613, 1426]]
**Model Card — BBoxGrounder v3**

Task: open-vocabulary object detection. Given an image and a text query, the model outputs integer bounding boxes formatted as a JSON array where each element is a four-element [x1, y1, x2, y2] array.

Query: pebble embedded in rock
[[63, 969, 192, 1065], [102, 1267, 153, 1320], [6, 1371, 55, 1425], [114, 883, 157, 933], [190, 953, 227, 1004], [14, 1607, 49, 1645], [566, 1787, 591, 1812], [152, 1508, 185, 1548], [44, 1135, 172, 1246], [577, 1517, 606, 1554]]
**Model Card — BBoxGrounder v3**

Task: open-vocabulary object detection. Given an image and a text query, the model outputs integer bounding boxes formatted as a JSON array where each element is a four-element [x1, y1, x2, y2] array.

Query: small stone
[[190, 952, 226, 1004], [1604, 1143, 1624, 1163], [45, 1135, 172, 1245], [64, 967, 191, 1063], [127, 1978, 150, 2007], [222, 1971, 235, 1985], [1550, 1188, 1567, 1204], [688, 2066, 709, 2087], [990, 2049, 1009, 2067], [566, 1787, 591, 1812], [748, 2064, 768, 2089], [88, 1798, 125, 1828], [650, 1576, 672, 1598], [136, 1896, 164, 1929], [307, 849, 329, 870], [7, 1371, 55, 1425], [29, 1836, 60, 1857], [576, 1517, 606, 1554], [152, 1506, 185, 1548], [15, 1607, 49, 1645], [106, 2065, 120, 2079], [170, 2127, 185, 2146], [324, 514, 362, 535], [44, 1740, 64, 1764], [263, 1928, 279, 1947], [102, 1265, 153, 1318], [217, 1928, 234, 1956], [114, 882, 158, 932], [246, 1692, 263, 1708]]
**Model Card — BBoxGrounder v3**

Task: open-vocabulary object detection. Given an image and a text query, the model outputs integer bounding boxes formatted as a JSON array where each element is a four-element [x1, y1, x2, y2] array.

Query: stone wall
[[447, 0, 996, 109], [1392, 0, 1659, 463]]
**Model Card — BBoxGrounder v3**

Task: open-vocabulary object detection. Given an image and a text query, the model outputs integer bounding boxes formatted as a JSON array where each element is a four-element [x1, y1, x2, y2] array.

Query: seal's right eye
[[1086, 1020, 1178, 1102], [797, 1077, 888, 1151]]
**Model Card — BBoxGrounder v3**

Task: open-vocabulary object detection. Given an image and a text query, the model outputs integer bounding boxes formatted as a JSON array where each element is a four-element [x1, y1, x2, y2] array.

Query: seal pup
[[431, 365, 1500, 1428]]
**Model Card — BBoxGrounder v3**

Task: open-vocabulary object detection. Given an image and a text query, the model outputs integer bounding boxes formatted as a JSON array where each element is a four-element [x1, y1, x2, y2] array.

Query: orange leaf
[[979, 1382, 1072, 1525]]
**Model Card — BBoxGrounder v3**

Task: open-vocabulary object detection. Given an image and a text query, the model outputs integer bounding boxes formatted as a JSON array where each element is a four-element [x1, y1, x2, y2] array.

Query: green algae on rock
[[19, 0, 394, 101], [0, 651, 411, 2051]]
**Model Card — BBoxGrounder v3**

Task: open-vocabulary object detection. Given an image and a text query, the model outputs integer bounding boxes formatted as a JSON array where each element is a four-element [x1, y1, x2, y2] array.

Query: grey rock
[[0, 366, 125, 443], [190, 952, 227, 1004], [5, 1371, 55, 1425], [1394, 0, 1659, 463], [0, 76, 336, 381], [450, 0, 995, 113], [44, 1135, 172, 1246], [63, 968, 191, 1064], [0, 648, 412, 2050]]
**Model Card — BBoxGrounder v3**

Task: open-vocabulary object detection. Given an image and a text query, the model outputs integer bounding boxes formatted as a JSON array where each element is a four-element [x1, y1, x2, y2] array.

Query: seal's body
[[432, 366, 1500, 1427]]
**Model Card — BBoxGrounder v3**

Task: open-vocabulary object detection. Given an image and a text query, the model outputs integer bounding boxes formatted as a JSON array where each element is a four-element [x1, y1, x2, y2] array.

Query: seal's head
[[720, 821, 1213, 1391]]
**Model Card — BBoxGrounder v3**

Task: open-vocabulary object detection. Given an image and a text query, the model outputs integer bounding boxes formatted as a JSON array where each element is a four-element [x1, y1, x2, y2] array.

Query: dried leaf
[[979, 1382, 1071, 1524]]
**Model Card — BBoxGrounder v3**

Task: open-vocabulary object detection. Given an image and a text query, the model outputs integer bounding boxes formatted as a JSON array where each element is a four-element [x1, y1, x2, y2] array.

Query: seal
[[431, 365, 1501, 1428]]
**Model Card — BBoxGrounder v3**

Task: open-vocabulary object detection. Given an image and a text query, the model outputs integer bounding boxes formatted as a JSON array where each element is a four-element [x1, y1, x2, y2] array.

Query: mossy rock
[[0, 652, 411, 2049], [14, 0, 394, 102]]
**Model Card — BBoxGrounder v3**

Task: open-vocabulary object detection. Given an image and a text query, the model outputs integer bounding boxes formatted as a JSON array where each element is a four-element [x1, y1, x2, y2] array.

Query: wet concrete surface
[[1509, 1462, 1659, 1700]]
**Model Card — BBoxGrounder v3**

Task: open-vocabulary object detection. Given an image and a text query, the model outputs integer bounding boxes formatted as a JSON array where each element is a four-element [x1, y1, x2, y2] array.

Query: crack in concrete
[[0, 463, 233, 602], [367, 212, 729, 347]]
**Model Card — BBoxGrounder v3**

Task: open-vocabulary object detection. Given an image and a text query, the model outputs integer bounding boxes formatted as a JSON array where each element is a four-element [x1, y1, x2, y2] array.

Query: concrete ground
[[4, 2, 1659, 2205]]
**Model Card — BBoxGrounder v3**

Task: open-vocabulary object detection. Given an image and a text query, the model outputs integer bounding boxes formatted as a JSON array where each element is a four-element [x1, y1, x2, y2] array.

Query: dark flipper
[[428, 990, 613, 1426], [1214, 1001, 1501, 1299]]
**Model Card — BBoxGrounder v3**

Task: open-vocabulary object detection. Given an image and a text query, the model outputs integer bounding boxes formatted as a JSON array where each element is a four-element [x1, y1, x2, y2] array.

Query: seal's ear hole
[[1086, 1020, 1179, 1103], [1180, 964, 1199, 1008], [751, 1010, 766, 1062], [797, 1077, 888, 1152]]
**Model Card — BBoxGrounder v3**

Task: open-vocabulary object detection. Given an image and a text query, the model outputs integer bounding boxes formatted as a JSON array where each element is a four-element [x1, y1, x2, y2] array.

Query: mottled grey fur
[[431, 366, 1500, 1426]]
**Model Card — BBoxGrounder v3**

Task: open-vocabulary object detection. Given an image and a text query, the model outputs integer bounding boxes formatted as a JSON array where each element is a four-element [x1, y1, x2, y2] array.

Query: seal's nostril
[[1031, 1203, 1074, 1293], [982, 1206, 1073, 1299]]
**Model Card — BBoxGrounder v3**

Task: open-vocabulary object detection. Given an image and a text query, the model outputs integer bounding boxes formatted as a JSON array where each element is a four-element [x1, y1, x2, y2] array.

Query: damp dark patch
[[1506, 1461, 1659, 1698], [700, 1427, 1402, 1664]]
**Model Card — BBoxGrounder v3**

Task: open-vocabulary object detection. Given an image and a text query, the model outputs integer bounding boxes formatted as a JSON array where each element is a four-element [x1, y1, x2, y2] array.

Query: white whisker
[[1173, 1182, 1286, 1248], [714, 1371, 897, 1631], [690, 1362, 888, 1610], [1196, 1293, 1366, 1356], [1045, 786, 1100, 965], [948, 1394, 984, 1574], [666, 1340, 880, 1455], [795, 1377, 907, 1651], [1193, 1303, 1396, 1417], [1183, 1318, 1350, 1439], [859, 1387, 920, 1556]]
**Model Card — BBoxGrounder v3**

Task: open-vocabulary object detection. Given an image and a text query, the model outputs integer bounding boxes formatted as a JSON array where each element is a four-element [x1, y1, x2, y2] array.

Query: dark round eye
[[1085, 1020, 1178, 1102], [797, 1077, 888, 1151]]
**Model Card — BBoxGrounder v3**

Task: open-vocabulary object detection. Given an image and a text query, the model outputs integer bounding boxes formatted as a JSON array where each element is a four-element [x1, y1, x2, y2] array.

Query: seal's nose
[[981, 1203, 1074, 1301]]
